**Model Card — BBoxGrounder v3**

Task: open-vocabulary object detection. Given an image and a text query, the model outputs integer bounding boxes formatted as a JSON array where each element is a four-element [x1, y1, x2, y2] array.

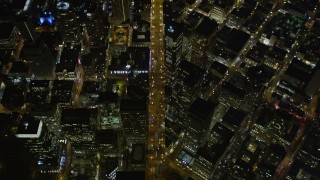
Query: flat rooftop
[[196, 17, 218, 37], [132, 143, 145, 164], [116, 171, 145, 180], [189, 98, 216, 123], [0, 22, 14, 39], [120, 99, 147, 112], [16, 115, 42, 138], [60, 108, 92, 125]]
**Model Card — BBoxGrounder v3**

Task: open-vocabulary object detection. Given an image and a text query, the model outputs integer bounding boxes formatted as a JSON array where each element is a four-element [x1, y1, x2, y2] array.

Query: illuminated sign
[[168, 26, 174, 33], [39, 12, 55, 26]]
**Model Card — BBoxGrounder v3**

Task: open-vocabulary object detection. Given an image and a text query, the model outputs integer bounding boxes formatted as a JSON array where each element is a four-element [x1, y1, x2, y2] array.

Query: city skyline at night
[[0, 0, 320, 180]]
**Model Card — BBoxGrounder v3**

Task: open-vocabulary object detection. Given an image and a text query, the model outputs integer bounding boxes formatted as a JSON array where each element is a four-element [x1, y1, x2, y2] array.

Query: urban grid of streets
[[152, 0, 320, 180], [55, 0, 319, 178], [3, 0, 320, 179]]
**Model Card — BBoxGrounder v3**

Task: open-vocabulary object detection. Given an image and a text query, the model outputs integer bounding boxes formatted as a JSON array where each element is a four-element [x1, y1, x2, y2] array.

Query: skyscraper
[[120, 98, 148, 144], [15, 114, 58, 169], [15, 14, 37, 42], [165, 21, 183, 69]]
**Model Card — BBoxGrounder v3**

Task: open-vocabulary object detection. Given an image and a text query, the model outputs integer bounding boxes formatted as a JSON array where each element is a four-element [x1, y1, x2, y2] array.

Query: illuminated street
[[148, 0, 166, 179]]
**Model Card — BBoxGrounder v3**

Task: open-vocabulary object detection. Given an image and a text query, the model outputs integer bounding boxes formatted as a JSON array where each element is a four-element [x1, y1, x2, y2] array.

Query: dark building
[[60, 108, 92, 125], [81, 47, 106, 81], [21, 41, 56, 80], [95, 129, 118, 150], [195, 17, 218, 37], [27, 80, 55, 116], [0, 133, 35, 180], [184, 98, 216, 151], [129, 0, 144, 24], [246, 42, 269, 64], [98, 91, 120, 104], [26, 80, 50, 105], [174, 60, 205, 106], [227, 6, 252, 29], [15, 114, 58, 169], [0, 22, 19, 49], [60, 108, 95, 147], [209, 61, 229, 78], [189, 98, 216, 127], [55, 3, 81, 43], [215, 26, 250, 54], [120, 98, 148, 143], [221, 107, 247, 131], [163, 0, 173, 22], [225, 136, 266, 180], [0, 0, 30, 22], [287, 159, 320, 180], [15, 14, 37, 42], [163, 0, 184, 21], [1, 75, 27, 109], [116, 171, 145, 180], [0, 49, 13, 73], [297, 121, 320, 170], [0, 112, 21, 136], [79, 81, 103, 106], [55, 47, 80, 80], [128, 73, 149, 91], [60, 107, 98, 178], [126, 85, 148, 101], [126, 143, 146, 171], [225, 29, 250, 54], [257, 144, 286, 178], [9, 60, 31, 79], [131, 144, 145, 165], [50, 80, 73, 104], [193, 122, 235, 176], [246, 65, 274, 88], [305, 69, 320, 97]]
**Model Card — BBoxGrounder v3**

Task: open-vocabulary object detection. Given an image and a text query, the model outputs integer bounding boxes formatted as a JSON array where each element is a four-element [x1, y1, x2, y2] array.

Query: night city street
[[0, 0, 320, 179]]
